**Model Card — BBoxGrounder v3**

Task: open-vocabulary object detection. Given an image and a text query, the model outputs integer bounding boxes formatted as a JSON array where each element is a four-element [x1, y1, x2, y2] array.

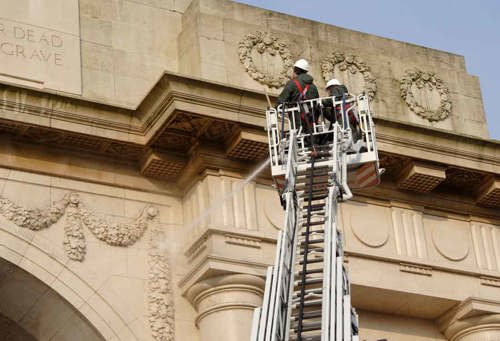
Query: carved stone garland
[[321, 52, 377, 99], [238, 31, 294, 88], [400, 69, 452, 122], [0, 192, 174, 341], [0, 193, 69, 231], [148, 214, 175, 341]]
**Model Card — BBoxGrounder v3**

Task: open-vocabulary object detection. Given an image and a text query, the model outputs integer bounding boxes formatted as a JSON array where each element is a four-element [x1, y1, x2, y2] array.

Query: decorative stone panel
[[476, 178, 500, 207], [431, 220, 470, 262], [0, 192, 158, 261], [226, 129, 268, 160], [350, 205, 390, 248], [471, 222, 500, 271], [397, 162, 446, 192], [238, 31, 294, 88], [391, 207, 427, 259], [400, 69, 452, 122], [321, 51, 377, 99]]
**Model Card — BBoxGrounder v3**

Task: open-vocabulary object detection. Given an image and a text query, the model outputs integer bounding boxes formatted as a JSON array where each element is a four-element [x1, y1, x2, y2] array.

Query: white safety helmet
[[293, 59, 310, 72], [325, 78, 341, 89]]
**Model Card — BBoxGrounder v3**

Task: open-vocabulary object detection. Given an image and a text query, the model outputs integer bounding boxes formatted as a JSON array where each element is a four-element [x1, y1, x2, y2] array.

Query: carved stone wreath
[[321, 52, 377, 99], [238, 31, 294, 88], [400, 70, 452, 122]]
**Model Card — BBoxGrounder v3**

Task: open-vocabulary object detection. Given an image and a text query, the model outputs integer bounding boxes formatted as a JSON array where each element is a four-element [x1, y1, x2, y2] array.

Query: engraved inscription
[[0, 20, 65, 66], [0, 0, 81, 94]]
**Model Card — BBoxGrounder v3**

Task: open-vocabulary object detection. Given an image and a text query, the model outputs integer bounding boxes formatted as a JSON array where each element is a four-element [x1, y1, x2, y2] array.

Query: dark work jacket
[[330, 84, 349, 99], [322, 84, 349, 123], [277, 73, 319, 105]]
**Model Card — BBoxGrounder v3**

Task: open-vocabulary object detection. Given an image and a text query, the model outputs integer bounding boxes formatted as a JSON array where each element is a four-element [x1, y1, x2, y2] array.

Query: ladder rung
[[302, 194, 328, 201], [293, 298, 322, 308], [300, 240, 324, 246], [299, 257, 324, 265], [292, 293, 323, 305], [294, 277, 323, 286], [300, 230, 324, 236], [294, 321, 322, 332], [298, 235, 324, 242], [291, 310, 322, 320], [297, 268, 323, 276], [304, 204, 325, 211], [293, 287, 323, 298], [302, 220, 324, 227], [299, 191, 329, 199], [290, 335, 321, 341], [296, 180, 330, 188], [300, 248, 323, 255], [302, 212, 325, 218], [291, 310, 323, 321]]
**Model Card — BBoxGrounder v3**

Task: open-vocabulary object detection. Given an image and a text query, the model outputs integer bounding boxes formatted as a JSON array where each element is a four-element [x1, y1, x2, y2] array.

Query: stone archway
[[0, 311, 36, 341], [0, 225, 138, 340], [0, 256, 104, 340]]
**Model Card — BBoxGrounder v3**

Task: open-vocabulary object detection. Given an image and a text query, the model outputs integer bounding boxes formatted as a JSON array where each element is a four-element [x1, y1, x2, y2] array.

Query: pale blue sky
[[235, 0, 500, 140]]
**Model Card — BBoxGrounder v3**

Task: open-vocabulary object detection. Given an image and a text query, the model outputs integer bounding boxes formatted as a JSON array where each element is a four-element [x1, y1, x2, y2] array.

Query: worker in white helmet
[[277, 59, 319, 144], [325, 78, 348, 99], [321, 78, 348, 125], [277, 59, 319, 105], [323, 78, 362, 145]]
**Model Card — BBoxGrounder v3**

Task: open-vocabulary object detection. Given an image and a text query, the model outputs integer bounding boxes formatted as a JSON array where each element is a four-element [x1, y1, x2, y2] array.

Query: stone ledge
[[399, 262, 432, 276], [178, 225, 277, 294]]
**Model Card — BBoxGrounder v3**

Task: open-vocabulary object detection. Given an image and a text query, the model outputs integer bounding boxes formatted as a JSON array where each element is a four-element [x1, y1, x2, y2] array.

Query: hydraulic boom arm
[[251, 93, 380, 341]]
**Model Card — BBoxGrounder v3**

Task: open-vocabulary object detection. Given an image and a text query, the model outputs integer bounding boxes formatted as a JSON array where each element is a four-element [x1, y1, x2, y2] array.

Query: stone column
[[442, 314, 500, 341], [186, 274, 265, 341], [439, 298, 500, 341]]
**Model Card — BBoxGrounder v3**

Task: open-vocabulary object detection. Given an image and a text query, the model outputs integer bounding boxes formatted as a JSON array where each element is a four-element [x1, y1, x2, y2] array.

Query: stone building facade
[[0, 0, 499, 340]]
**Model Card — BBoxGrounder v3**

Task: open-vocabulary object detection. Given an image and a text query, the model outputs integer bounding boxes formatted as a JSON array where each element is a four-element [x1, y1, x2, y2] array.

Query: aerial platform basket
[[266, 93, 381, 191]]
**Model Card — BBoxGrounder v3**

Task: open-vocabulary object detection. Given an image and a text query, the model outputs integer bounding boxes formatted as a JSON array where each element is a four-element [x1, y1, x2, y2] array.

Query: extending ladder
[[251, 94, 380, 341]]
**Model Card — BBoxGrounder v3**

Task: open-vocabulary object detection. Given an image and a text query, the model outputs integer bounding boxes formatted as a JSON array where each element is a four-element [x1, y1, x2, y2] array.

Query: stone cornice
[[0, 72, 499, 209], [376, 118, 500, 174], [1, 71, 497, 143], [1, 72, 498, 167], [0, 71, 267, 145]]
